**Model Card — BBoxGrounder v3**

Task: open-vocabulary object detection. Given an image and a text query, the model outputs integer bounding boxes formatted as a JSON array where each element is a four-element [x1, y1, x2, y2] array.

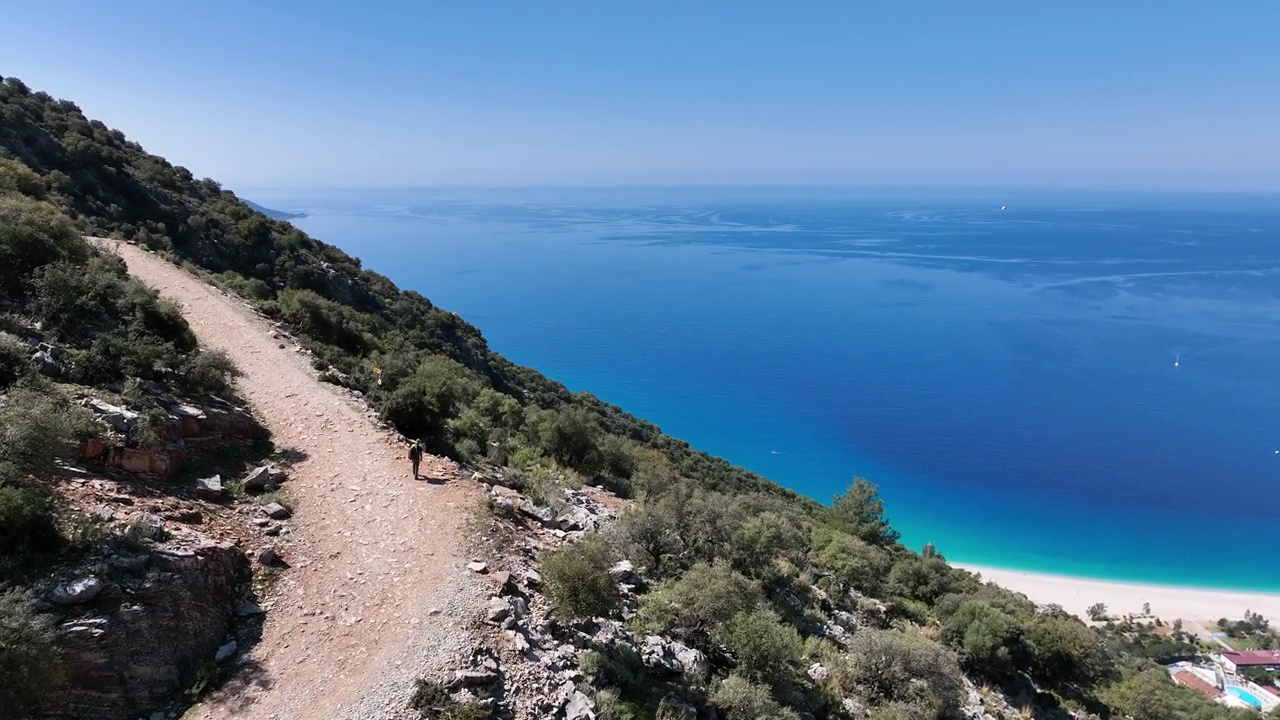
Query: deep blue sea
[[251, 187, 1280, 591]]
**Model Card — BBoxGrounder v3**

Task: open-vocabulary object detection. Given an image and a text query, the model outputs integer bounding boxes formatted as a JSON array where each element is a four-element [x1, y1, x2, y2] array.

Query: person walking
[[408, 438, 422, 479]]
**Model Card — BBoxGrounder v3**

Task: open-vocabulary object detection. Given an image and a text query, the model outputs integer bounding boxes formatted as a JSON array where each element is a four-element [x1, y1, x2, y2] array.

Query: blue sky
[[4, 2, 1279, 189]]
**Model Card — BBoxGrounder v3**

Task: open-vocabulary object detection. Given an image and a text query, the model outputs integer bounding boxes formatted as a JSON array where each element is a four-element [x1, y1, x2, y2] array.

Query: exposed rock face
[[37, 541, 252, 720], [78, 395, 264, 477]]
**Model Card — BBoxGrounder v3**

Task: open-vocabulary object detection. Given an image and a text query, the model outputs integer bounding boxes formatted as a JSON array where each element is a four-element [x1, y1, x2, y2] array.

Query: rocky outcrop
[[35, 539, 253, 720], [78, 395, 264, 476]]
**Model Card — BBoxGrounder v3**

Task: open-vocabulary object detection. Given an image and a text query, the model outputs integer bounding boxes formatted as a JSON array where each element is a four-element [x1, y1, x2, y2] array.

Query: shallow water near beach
[[252, 186, 1280, 591]]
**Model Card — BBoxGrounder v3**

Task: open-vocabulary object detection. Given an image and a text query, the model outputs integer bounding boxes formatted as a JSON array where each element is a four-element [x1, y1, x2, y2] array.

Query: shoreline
[[957, 564, 1280, 626]]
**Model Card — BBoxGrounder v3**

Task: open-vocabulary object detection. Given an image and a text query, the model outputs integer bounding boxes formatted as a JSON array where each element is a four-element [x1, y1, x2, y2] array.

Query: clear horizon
[[5, 2, 1280, 191]]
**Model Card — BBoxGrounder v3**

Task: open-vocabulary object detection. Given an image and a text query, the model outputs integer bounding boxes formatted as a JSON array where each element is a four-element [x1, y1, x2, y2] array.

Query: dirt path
[[103, 241, 484, 720]]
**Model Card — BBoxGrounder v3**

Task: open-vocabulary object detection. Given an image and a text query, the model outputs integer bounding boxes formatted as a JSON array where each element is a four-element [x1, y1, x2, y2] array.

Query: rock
[[236, 600, 264, 616], [32, 350, 62, 377], [517, 501, 556, 527], [523, 569, 542, 587], [510, 630, 531, 653], [50, 577, 106, 605], [110, 555, 148, 572], [175, 509, 203, 524], [195, 475, 225, 501], [261, 502, 291, 520], [487, 597, 511, 623], [807, 661, 829, 681], [242, 466, 273, 493], [492, 570, 516, 595], [252, 517, 271, 527], [96, 506, 116, 522], [510, 596, 529, 619], [214, 640, 238, 662], [670, 641, 709, 680], [264, 524, 281, 536], [564, 690, 596, 720], [467, 561, 488, 574], [256, 546, 279, 566], [609, 560, 644, 590]]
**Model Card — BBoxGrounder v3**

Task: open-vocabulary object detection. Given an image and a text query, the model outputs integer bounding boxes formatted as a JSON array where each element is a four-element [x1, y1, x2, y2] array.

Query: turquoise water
[[252, 187, 1280, 591], [1227, 686, 1262, 708]]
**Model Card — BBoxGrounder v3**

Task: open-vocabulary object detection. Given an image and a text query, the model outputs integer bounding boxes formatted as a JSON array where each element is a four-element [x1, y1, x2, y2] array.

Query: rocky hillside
[[0, 139, 305, 719], [1, 75, 1266, 720]]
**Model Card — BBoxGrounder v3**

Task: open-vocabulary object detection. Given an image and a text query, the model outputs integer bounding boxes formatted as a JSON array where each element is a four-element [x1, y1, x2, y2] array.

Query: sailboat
[[1174, 353, 1180, 368]]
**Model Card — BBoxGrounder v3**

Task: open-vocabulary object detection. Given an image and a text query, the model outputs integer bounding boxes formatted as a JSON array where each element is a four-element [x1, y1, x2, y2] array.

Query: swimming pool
[[1227, 686, 1262, 709]]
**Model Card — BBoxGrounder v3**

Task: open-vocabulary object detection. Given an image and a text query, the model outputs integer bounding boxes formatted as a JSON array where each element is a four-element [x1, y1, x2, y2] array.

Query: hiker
[[408, 438, 422, 479]]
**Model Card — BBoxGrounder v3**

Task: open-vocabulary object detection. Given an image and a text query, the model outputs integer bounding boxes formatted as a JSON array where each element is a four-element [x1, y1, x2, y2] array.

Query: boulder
[[609, 560, 644, 590], [32, 350, 62, 377], [807, 661, 829, 681], [256, 546, 280, 566], [214, 640, 238, 663], [195, 475, 225, 501], [242, 466, 274, 493], [670, 641, 709, 680], [50, 577, 107, 605], [564, 690, 596, 720], [492, 570, 516, 595], [261, 502, 291, 520], [510, 597, 529, 619], [486, 597, 511, 623], [467, 561, 488, 574]]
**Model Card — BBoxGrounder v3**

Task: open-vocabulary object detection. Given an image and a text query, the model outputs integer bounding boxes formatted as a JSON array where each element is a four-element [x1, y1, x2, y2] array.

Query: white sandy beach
[[958, 564, 1280, 627]]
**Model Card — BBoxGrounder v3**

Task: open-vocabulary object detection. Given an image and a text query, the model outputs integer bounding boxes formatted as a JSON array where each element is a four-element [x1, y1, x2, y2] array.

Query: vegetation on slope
[[2, 75, 1271, 720], [0, 145, 239, 715]]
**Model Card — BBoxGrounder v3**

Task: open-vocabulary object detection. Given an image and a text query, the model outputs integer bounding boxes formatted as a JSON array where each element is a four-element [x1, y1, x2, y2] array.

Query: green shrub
[[0, 156, 47, 198], [183, 349, 241, 393], [1023, 613, 1117, 689], [0, 332, 27, 387], [0, 483, 59, 559], [812, 529, 892, 598], [638, 562, 762, 648], [728, 511, 807, 580], [833, 630, 964, 720], [720, 608, 803, 692], [938, 599, 1021, 675], [542, 533, 620, 620], [0, 194, 86, 298], [0, 589, 60, 714], [409, 678, 492, 720], [710, 674, 799, 720], [886, 555, 966, 606], [0, 385, 96, 481]]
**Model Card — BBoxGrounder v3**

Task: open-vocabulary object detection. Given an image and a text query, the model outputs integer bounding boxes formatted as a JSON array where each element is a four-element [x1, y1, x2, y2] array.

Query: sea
[[249, 186, 1280, 592]]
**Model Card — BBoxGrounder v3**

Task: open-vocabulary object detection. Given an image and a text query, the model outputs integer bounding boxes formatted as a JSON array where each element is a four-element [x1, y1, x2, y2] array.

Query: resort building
[[1172, 670, 1223, 700], [1216, 651, 1280, 674]]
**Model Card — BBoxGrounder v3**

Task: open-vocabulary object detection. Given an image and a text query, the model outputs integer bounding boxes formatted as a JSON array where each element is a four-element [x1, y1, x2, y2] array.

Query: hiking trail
[[104, 240, 484, 720]]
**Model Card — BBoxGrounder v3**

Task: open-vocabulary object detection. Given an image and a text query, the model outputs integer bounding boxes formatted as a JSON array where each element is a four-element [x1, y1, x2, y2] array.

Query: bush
[[1023, 613, 1117, 689], [886, 555, 967, 606], [638, 562, 762, 647], [834, 630, 964, 720], [720, 608, 803, 692], [183, 349, 241, 393], [0, 589, 60, 715], [0, 385, 96, 482], [711, 674, 799, 720], [0, 483, 59, 559], [728, 511, 807, 581], [939, 599, 1021, 676], [811, 529, 891, 598], [409, 678, 492, 720], [0, 332, 27, 387], [0, 194, 86, 298], [542, 533, 620, 620]]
